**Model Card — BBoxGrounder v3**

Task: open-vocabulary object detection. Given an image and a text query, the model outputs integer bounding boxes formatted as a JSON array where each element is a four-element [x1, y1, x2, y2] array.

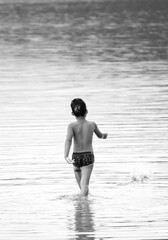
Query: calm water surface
[[0, 0, 168, 239]]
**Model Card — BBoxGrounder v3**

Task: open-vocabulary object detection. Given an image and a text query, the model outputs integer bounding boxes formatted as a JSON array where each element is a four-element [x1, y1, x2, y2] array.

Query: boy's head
[[71, 98, 87, 117]]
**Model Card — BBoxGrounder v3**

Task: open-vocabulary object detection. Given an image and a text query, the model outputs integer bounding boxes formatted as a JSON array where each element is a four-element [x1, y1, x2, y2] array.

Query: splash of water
[[130, 164, 153, 183]]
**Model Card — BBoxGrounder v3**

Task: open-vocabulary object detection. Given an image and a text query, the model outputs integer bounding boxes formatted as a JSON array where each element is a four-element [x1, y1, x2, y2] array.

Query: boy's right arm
[[93, 122, 108, 139], [64, 124, 73, 159]]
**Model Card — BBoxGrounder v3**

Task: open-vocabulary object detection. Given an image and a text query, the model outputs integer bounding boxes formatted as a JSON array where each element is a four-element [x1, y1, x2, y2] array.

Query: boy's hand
[[65, 157, 74, 164], [102, 133, 108, 139]]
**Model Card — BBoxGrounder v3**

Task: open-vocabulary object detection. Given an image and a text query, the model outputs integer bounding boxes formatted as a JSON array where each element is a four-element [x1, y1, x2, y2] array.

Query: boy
[[64, 98, 107, 196]]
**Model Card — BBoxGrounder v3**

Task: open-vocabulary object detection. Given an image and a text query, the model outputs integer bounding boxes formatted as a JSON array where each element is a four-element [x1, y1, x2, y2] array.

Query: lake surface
[[0, 0, 168, 239]]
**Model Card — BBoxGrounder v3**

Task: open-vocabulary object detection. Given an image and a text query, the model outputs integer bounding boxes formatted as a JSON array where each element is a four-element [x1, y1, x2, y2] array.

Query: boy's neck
[[76, 116, 86, 122]]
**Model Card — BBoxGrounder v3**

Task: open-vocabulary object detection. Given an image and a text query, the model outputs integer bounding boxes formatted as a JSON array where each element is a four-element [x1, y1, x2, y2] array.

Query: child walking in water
[[64, 98, 107, 197]]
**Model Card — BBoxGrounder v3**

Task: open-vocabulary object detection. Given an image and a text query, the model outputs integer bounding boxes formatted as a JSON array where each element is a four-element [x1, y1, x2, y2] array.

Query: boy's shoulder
[[68, 122, 76, 128], [87, 120, 96, 125], [86, 119, 96, 124], [68, 120, 96, 126], [87, 120, 97, 129], [68, 121, 81, 128]]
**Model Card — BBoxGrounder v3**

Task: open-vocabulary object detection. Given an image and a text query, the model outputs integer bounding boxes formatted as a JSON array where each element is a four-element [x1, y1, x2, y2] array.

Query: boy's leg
[[80, 164, 94, 196], [73, 166, 81, 189]]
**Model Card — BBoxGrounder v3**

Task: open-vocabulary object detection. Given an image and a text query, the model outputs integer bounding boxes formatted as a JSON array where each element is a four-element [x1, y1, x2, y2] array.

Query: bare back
[[71, 119, 95, 152]]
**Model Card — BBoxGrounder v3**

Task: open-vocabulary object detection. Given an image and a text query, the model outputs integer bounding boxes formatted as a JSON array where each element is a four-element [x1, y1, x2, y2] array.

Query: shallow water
[[0, 0, 168, 239]]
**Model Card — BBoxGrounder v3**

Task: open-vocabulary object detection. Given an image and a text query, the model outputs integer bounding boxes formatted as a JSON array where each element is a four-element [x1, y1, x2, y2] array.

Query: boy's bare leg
[[73, 167, 81, 189], [80, 164, 94, 196]]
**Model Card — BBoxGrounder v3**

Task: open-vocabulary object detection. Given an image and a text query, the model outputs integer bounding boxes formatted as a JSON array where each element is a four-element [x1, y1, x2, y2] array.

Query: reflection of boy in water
[[64, 98, 107, 196], [74, 198, 95, 239]]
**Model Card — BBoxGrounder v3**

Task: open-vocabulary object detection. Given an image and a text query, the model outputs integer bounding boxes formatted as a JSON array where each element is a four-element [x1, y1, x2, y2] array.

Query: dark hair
[[71, 98, 87, 117]]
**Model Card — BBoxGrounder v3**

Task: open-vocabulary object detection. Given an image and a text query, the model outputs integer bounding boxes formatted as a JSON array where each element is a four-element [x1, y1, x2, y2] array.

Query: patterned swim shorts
[[72, 152, 94, 168]]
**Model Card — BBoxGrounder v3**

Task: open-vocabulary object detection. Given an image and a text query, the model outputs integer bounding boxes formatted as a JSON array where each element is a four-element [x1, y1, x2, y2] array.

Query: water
[[0, 0, 168, 239]]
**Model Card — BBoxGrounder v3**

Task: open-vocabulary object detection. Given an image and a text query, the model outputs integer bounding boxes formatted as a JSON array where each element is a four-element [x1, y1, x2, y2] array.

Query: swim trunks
[[72, 152, 94, 169]]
